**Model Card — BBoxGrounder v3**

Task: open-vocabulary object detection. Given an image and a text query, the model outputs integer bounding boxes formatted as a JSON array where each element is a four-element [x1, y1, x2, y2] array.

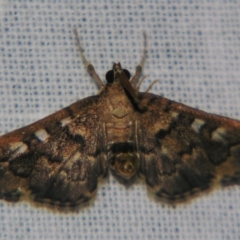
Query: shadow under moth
[[0, 30, 240, 209]]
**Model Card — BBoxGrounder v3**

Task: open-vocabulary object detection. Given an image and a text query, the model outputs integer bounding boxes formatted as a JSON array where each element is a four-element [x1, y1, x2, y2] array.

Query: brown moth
[[0, 30, 240, 209]]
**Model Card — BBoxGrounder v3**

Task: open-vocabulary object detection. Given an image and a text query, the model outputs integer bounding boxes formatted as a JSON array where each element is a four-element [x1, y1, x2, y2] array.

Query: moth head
[[110, 152, 138, 180], [105, 63, 131, 83]]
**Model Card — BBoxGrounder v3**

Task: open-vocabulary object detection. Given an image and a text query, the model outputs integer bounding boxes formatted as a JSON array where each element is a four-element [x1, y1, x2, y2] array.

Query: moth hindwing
[[0, 30, 240, 209]]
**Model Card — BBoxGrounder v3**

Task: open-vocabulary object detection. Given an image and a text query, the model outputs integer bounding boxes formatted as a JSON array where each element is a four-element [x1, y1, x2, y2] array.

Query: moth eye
[[110, 153, 138, 179], [105, 70, 114, 83], [105, 69, 131, 83], [123, 69, 131, 80]]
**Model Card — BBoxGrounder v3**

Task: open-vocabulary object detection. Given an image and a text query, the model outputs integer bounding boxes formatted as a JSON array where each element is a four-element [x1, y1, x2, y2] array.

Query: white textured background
[[1, 1, 240, 239]]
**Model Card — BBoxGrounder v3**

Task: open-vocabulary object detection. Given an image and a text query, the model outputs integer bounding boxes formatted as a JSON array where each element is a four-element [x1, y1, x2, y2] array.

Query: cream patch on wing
[[60, 117, 71, 127], [191, 119, 205, 133], [35, 129, 49, 142], [211, 127, 227, 142], [171, 111, 179, 119], [10, 141, 28, 155]]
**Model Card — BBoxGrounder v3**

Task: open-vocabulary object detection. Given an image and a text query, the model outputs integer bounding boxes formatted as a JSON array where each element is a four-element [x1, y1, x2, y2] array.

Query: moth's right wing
[[138, 92, 240, 203]]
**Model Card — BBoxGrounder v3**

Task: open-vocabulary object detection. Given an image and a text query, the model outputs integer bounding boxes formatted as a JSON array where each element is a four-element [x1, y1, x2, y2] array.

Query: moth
[[0, 30, 240, 209]]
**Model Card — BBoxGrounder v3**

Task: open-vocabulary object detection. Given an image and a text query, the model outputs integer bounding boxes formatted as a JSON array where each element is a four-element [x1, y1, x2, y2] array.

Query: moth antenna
[[130, 31, 147, 86], [73, 28, 104, 88]]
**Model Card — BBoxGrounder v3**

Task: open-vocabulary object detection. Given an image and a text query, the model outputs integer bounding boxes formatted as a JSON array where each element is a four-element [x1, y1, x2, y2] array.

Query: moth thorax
[[110, 153, 138, 179]]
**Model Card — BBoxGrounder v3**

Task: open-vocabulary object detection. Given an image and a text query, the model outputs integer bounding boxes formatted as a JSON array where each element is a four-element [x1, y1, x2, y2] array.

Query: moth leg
[[73, 28, 104, 89], [136, 76, 147, 90], [144, 80, 159, 93], [136, 77, 159, 92], [130, 31, 147, 86]]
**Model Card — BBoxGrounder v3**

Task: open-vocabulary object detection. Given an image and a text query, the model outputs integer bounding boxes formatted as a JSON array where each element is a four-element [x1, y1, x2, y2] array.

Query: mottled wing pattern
[[0, 96, 107, 207], [138, 92, 240, 203]]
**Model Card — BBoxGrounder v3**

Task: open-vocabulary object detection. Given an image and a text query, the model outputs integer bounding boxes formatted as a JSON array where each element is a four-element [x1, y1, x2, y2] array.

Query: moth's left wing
[[138, 92, 240, 203], [0, 95, 107, 207]]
